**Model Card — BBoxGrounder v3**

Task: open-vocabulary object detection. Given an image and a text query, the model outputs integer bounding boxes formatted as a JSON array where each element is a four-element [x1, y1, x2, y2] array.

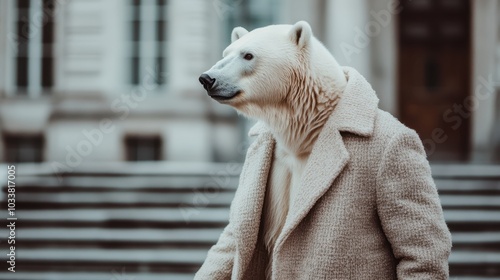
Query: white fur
[[202, 21, 348, 279], [263, 143, 308, 278]]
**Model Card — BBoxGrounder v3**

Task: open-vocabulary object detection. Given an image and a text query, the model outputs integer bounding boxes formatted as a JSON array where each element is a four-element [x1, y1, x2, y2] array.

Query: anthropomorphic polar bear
[[197, 21, 451, 280]]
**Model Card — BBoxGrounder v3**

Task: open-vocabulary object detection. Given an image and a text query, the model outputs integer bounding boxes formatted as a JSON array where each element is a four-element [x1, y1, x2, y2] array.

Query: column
[[366, 0, 398, 116], [325, 0, 371, 82], [168, 0, 214, 96], [0, 0, 7, 95], [471, 0, 498, 162]]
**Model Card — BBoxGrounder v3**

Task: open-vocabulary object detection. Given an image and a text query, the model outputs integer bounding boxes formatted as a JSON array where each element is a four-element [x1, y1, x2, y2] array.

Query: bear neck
[[265, 73, 344, 158]]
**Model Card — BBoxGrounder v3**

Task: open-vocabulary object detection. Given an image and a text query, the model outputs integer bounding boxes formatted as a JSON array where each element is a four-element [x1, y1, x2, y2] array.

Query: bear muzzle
[[199, 73, 241, 102]]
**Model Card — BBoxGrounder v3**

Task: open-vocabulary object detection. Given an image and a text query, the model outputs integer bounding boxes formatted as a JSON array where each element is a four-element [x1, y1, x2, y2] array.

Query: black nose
[[199, 74, 216, 91]]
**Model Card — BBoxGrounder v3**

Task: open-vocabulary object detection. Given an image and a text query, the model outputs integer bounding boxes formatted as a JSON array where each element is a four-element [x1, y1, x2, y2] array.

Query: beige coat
[[194, 67, 452, 280]]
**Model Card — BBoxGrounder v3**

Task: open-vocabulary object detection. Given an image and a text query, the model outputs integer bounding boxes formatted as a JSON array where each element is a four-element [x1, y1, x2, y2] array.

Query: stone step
[[449, 251, 500, 264], [3, 208, 229, 223], [452, 232, 500, 244], [8, 175, 239, 190], [440, 195, 500, 208], [7, 248, 208, 264], [435, 179, 500, 194], [444, 210, 500, 222], [11, 191, 235, 209], [431, 165, 500, 178], [0, 228, 223, 243]]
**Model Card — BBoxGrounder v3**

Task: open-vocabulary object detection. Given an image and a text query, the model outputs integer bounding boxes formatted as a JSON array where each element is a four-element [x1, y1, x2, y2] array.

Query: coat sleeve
[[194, 149, 253, 279], [375, 129, 452, 280], [193, 221, 236, 280]]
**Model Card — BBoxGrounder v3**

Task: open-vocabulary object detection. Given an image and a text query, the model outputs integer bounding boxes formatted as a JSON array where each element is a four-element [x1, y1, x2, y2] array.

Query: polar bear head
[[199, 21, 346, 119]]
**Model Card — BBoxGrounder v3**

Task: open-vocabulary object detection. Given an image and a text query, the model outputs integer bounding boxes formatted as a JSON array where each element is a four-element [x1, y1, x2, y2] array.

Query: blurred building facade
[[285, 0, 500, 163], [0, 0, 499, 165], [0, 0, 244, 168], [1, 1, 500, 279]]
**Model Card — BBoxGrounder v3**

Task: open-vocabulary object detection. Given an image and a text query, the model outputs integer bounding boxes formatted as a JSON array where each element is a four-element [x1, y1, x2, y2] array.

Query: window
[[4, 135, 44, 163], [41, 0, 55, 88], [14, 0, 55, 94], [129, 0, 168, 86], [125, 136, 162, 161], [226, 0, 277, 41]]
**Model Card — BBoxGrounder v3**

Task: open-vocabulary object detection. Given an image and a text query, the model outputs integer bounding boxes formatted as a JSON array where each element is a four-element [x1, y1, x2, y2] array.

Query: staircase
[[0, 163, 499, 280], [434, 165, 500, 279], [0, 162, 239, 280]]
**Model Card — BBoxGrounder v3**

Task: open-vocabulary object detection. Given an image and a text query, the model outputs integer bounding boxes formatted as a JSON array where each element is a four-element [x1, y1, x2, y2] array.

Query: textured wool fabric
[[194, 67, 452, 280]]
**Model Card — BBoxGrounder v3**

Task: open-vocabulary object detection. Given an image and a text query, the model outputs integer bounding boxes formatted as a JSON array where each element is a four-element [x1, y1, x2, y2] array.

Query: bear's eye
[[243, 53, 254, 61]]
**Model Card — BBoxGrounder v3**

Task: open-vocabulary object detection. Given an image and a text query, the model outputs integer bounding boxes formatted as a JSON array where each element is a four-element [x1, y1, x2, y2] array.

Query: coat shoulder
[[372, 109, 421, 145]]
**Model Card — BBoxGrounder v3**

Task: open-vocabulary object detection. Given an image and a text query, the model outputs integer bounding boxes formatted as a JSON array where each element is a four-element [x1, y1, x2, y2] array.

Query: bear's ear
[[231, 26, 249, 43], [289, 21, 312, 49]]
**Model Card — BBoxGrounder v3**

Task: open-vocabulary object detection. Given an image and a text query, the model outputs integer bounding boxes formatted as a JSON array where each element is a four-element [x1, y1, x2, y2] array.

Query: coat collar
[[232, 133, 275, 279], [248, 66, 379, 138], [241, 67, 379, 274]]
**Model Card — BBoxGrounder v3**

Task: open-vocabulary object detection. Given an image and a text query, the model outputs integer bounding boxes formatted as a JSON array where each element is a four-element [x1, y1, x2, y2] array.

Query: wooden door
[[398, 0, 471, 161]]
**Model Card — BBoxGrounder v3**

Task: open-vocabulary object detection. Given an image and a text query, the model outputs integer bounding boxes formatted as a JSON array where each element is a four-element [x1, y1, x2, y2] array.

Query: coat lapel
[[232, 131, 275, 279], [273, 116, 350, 256]]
